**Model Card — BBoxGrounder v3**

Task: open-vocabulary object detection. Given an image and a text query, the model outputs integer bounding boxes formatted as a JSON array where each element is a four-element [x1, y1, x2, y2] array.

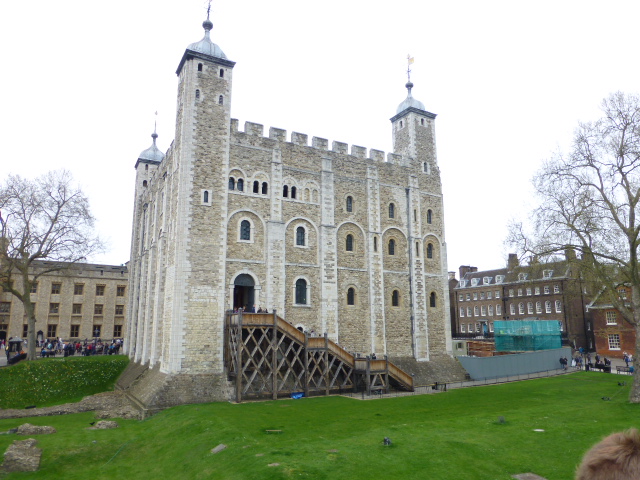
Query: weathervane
[[206, 0, 212, 20], [406, 54, 414, 83]]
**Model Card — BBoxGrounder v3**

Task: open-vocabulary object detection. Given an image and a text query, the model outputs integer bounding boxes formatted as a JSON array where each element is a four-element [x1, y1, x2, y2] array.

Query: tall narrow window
[[219, 68, 224, 77], [237, 179, 244, 191], [296, 226, 305, 246], [346, 196, 353, 212], [373, 237, 377, 252], [253, 181, 259, 193], [388, 239, 395, 255], [347, 288, 355, 306], [195, 89, 200, 99], [427, 243, 433, 259], [262, 182, 268, 194], [392, 290, 399, 307], [228, 177, 235, 190], [203, 191, 209, 203], [430, 292, 436, 307], [346, 234, 354, 252], [416, 242, 420, 257], [198, 63, 203, 71], [389, 203, 395, 218], [295, 279, 307, 305], [291, 186, 297, 199], [427, 209, 433, 224], [283, 185, 289, 197], [240, 220, 251, 240], [218, 95, 224, 105]]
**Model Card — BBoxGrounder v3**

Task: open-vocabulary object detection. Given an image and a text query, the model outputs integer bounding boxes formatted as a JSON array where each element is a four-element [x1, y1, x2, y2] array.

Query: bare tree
[[508, 92, 640, 402], [0, 170, 103, 360]]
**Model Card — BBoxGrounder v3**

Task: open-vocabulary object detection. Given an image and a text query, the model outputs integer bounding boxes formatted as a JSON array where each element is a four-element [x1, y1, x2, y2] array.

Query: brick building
[[450, 253, 594, 351], [0, 261, 128, 343], [587, 286, 636, 358], [125, 13, 457, 407]]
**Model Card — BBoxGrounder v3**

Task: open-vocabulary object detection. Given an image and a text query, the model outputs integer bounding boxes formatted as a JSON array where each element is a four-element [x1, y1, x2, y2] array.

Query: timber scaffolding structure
[[224, 311, 414, 402]]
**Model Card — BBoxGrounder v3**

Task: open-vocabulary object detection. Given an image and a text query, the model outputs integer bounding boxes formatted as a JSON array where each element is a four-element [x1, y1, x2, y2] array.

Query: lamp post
[[94, 327, 99, 355]]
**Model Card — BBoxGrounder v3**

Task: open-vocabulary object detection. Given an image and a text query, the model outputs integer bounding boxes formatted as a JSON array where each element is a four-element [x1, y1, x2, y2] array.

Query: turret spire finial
[[202, 0, 213, 34], [152, 111, 159, 143], [406, 54, 415, 96]]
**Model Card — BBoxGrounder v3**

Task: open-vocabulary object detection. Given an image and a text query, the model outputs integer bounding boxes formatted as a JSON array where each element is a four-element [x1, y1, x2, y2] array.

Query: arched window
[[295, 279, 307, 305], [291, 186, 297, 199], [347, 288, 355, 306], [496, 304, 502, 316], [219, 68, 224, 78], [518, 303, 525, 314], [389, 203, 395, 218], [143, 180, 148, 187], [262, 182, 268, 195], [392, 290, 399, 307], [527, 302, 534, 314], [536, 301, 542, 314], [203, 191, 209, 203], [430, 292, 436, 308], [346, 196, 353, 212], [240, 220, 251, 240], [218, 95, 224, 105], [228, 177, 235, 190], [346, 234, 354, 252], [198, 63, 203, 72], [195, 89, 200, 99], [252, 181, 259, 193], [545, 301, 552, 313], [283, 185, 289, 197], [427, 209, 432, 224], [296, 226, 305, 246], [237, 179, 244, 191], [427, 243, 433, 259], [388, 239, 395, 255]]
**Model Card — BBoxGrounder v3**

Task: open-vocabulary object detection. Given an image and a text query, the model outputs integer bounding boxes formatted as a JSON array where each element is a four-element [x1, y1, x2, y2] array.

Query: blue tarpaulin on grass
[[291, 392, 304, 399]]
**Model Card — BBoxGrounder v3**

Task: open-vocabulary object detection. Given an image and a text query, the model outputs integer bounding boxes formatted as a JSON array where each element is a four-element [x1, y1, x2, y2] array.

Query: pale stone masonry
[[125, 15, 458, 407]]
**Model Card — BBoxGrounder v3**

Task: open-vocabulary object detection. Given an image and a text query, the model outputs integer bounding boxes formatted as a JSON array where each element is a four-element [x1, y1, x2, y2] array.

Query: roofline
[[390, 107, 437, 123]]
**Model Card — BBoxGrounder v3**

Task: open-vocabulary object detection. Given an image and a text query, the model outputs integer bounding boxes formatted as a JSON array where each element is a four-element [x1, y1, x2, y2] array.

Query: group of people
[[561, 352, 613, 372], [39, 338, 123, 357], [232, 305, 270, 314]]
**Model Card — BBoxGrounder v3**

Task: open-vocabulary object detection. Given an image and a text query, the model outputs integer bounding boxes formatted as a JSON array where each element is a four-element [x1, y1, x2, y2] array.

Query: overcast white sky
[[2, 1, 638, 275]]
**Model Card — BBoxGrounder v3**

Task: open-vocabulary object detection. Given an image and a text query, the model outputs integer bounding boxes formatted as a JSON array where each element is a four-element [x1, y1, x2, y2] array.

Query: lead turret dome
[[138, 132, 164, 163], [396, 81, 426, 114], [187, 18, 227, 59]]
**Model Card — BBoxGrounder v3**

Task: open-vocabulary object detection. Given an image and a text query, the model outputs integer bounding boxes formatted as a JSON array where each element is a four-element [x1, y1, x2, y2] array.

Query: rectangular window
[[0, 302, 10, 313], [94, 304, 103, 315], [113, 325, 123, 338], [488, 305, 494, 316], [510, 304, 515, 315], [527, 302, 534, 314], [544, 285, 550, 294], [608, 334, 621, 350], [509, 289, 514, 297], [481, 305, 487, 316], [487, 291, 493, 299], [70, 325, 80, 338], [526, 288, 532, 296], [489, 322, 494, 333], [460, 307, 465, 317], [545, 301, 552, 313], [606, 311, 617, 325], [495, 290, 500, 299], [519, 303, 525, 314], [460, 324, 466, 333], [117, 286, 126, 297], [74, 284, 84, 295], [49, 303, 59, 314], [466, 293, 470, 301], [459, 294, 464, 302], [51, 283, 61, 294], [475, 323, 481, 333], [618, 288, 627, 300], [92, 325, 102, 337], [47, 324, 57, 338], [474, 306, 479, 317], [23, 324, 29, 337], [554, 284, 560, 294], [467, 307, 472, 317], [517, 289, 523, 297], [30, 283, 38, 294], [96, 285, 105, 296], [473, 293, 478, 300], [496, 304, 502, 316], [115, 305, 124, 316], [72, 304, 82, 315], [480, 292, 485, 300]]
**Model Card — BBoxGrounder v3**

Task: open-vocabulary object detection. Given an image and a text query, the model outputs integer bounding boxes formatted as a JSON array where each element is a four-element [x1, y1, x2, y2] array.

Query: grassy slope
[[0, 372, 638, 479], [0, 356, 128, 408]]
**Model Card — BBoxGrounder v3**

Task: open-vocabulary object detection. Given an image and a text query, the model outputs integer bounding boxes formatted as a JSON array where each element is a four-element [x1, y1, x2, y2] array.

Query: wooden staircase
[[224, 311, 413, 402]]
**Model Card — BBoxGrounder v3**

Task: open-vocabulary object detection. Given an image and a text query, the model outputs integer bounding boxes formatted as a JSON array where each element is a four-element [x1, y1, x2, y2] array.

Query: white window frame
[[544, 285, 550, 294], [518, 303, 525, 315], [483, 277, 492, 285], [545, 301, 552, 313], [606, 311, 617, 325], [471, 278, 479, 287], [555, 300, 562, 313], [527, 302, 534, 314], [460, 307, 465, 317], [467, 307, 472, 317], [526, 287, 532, 296], [481, 305, 487, 316], [460, 324, 466, 333], [488, 305, 494, 316], [534, 287, 540, 295], [495, 290, 500, 298], [517, 288, 523, 297], [608, 334, 621, 350], [459, 294, 464, 302], [496, 304, 502, 316], [487, 291, 493, 300], [535, 301, 542, 314], [496, 275, 505, 284], [474, 306, 479, 317], [518, 273, 528, 281], [473, 293, 478, 300], [510, 304, 516, 315], [554, 284, 560, 294]]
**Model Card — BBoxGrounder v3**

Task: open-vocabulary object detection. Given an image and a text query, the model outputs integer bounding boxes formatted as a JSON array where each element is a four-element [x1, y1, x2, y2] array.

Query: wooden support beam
[[324, 333, 329, 396], [236, 310, 243, 403], [272, 311, 278, 400], [304, 333, 309, 398]]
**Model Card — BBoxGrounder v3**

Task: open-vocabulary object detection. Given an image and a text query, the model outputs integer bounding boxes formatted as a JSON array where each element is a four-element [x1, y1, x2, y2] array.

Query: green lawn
[[0, 372, 637, 479]]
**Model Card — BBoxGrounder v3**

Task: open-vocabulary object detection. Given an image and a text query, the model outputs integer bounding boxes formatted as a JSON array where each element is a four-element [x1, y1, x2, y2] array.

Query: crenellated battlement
[[230, 119, 410, 166]]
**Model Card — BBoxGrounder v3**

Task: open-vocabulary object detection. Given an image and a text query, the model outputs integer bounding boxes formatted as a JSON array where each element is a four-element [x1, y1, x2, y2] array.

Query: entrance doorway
[[233, 274, 255, 311]]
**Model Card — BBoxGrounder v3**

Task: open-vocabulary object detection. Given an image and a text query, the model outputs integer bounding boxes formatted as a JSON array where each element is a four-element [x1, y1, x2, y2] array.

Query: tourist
[[575, 429, 640, 479]]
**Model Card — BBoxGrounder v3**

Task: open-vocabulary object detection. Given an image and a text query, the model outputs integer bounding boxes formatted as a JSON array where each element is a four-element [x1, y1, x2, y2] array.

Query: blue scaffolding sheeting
[[494, 320, 562, 352]]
